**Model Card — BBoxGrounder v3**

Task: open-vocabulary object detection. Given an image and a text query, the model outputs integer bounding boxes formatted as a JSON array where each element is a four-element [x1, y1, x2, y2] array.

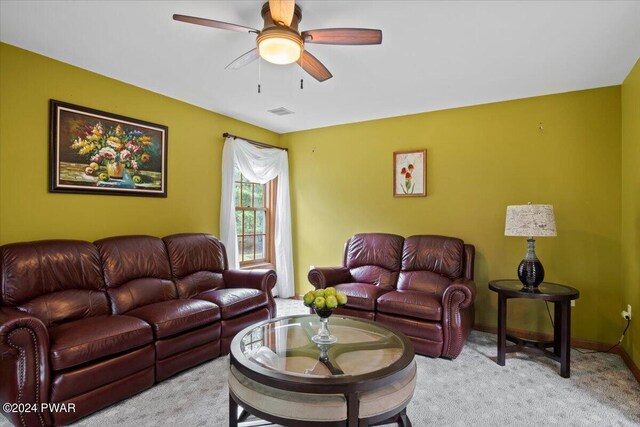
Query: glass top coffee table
[[229, 314, 416, 426]]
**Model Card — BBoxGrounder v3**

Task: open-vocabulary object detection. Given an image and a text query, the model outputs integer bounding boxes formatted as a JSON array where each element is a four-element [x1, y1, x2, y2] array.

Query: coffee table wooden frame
[[229, 315, 416, 427]]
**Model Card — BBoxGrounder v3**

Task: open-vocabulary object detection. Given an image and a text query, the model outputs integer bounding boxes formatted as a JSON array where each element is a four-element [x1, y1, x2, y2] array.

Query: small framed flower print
[[49, 100, 168, 197], [393, 149, 426, 197]]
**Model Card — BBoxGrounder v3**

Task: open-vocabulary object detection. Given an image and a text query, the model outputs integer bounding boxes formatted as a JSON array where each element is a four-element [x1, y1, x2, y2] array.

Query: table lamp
[[504, 203, 557, 288]]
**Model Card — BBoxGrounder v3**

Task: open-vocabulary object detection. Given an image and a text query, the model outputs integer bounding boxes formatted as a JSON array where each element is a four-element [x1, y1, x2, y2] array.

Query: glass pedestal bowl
[[311, 307, 337, 344]]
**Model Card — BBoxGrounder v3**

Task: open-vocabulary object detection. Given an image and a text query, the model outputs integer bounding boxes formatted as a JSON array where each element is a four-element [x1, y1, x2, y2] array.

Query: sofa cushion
[[196, 288, 266, 319], [49, 315, 153, 371], [0, 240, 109, 326], [349, 266, 398, 290], [126, 299, 220, 339], [401, 235, 465, 280], [376, 313, 443, 342], [1, 240, 105, 306], [332, 306, 376, 321], [51, 345, 155, 403], [16, 290, 110, 328], [345, 233, 404, 272], [334, 283, 390, 311], [164, 233, 227, 299], [396, 271, 451, 294], [155, 323, 221, 360], [95, 235, 176, 314], [377, 290, 442, 321], [344, 234, 403, 289]]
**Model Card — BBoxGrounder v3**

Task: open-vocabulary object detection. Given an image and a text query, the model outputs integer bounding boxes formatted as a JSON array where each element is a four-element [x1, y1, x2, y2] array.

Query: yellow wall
[[621, 59, 640, 367], [0, 43, 279, 244], [282, 87, 623, 344], [0, 42, 632, 349]]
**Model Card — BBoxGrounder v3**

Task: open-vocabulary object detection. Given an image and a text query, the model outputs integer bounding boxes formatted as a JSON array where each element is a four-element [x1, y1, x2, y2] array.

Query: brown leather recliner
[[308, 233, 405, 321], [163, 233, 276, 354], [308, 233, 476, 359], [0, 239, 157, 426], [0, 233, 276, 426], [95, 235, 222, 382]]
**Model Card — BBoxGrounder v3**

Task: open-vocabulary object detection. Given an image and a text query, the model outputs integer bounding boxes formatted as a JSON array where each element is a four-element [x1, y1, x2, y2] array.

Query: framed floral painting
[[393, 149, 426, 197], [49, 100, 168, 197]]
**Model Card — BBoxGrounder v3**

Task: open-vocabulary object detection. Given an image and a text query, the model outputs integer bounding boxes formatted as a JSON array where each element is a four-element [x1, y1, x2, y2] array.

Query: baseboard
[[614, 346, 640, 383], [474, 323, 640, 382]]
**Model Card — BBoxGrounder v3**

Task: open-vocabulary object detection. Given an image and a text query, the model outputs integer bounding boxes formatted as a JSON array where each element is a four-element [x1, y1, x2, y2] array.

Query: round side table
[[488, 280, 580, 378]]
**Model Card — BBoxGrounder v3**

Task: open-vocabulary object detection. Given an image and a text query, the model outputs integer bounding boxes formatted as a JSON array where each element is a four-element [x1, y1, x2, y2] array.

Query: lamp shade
[[504, 204, 557, 237], [257, 28, 303, 65]]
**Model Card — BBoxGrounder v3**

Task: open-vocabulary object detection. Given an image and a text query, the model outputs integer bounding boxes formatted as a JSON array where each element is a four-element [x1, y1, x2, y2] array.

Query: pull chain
[[258, 57, 262, 94], [300, 47, 304, 90]]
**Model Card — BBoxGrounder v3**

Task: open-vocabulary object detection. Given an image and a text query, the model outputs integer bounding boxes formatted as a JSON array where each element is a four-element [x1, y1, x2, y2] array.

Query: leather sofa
[[308, 233, 475, 359], [0, 233, 276, 427]]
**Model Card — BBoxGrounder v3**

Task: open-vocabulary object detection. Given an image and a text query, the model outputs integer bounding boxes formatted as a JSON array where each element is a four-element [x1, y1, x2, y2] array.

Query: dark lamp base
[[518, 259, 545, 288]]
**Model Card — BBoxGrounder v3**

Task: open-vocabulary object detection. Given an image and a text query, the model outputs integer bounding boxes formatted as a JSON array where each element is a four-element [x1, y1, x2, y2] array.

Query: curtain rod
[[222, 132, 287, 151]]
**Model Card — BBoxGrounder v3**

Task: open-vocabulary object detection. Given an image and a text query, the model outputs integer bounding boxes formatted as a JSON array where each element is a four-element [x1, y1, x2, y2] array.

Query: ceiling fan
[[173, 0, 382, 82]]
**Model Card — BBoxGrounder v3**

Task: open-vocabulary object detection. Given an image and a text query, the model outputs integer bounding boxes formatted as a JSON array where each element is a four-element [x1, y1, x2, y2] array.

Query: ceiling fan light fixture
[[175, 1, 382, 82], [257, 28, 303, 65]]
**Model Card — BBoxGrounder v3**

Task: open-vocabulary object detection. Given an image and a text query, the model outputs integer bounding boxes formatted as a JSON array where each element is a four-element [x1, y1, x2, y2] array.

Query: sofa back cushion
[[398, 235, 465, 292], [344, 233, 404, 289], [0, 240, 109, 326], [163, 233, 227, 298], [95, 235, 176, 314]]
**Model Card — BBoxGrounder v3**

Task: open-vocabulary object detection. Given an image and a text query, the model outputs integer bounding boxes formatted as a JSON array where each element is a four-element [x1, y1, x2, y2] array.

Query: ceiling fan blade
[[225, 48, 260, 70], [173, 14, 259, 34], [302, 28, 382, 45], [297, 50, 332, 82], [268, 0, 295, 26]]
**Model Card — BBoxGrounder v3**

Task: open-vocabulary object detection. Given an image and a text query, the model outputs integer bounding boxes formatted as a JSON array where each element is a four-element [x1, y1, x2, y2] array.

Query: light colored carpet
[[1, 298, 638, 426]]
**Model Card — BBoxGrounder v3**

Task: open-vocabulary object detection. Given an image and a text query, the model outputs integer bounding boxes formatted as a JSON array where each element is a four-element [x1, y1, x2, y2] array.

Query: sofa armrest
[[307, 267, 352, 289], [0, 307, 52, 427], [440, 279, 476, 359], [442, 278, 476, 310], [224, 269, 277, 292], [223, 269, 277, 318]]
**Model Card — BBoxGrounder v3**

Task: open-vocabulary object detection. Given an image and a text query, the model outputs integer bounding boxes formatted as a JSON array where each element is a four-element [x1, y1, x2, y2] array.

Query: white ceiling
[[2, 1, 639, 134]]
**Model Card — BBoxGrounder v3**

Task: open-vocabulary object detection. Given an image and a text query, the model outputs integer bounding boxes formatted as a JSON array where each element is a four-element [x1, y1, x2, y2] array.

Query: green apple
[[132, 175, 142, 184], [314, 296, 326, 310], [326, 295, 338, 309], [336, 292, 348, 306], [98, 173, 109, 182], [89, 162, 100, 170], [303, 291, 315, 306], [314, 289, 325, 298], [324, 287, 337, 297]]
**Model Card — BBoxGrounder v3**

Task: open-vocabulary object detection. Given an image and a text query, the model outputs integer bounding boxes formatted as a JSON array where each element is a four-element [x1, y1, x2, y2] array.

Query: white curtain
[[220, 137, 295, 298]]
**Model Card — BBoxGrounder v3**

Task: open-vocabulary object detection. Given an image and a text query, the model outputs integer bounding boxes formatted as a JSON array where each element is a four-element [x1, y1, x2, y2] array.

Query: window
[[234, 165, 275, 268]]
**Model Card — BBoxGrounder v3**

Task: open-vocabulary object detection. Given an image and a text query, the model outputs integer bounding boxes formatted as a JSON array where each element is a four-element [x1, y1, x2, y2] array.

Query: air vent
[[268, 107, 294, 116]]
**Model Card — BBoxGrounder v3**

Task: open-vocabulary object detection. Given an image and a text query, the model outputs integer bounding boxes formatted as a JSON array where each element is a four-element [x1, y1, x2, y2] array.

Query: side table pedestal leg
[[497, 293, 507, 366], [553, 302, 562, 356], [560, 301, 571, 378]]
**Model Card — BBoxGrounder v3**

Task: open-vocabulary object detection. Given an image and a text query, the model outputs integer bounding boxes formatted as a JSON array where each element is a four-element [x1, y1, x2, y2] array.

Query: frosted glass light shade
[[505, 204, 557, 237], [258, 37, 301, 65]]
